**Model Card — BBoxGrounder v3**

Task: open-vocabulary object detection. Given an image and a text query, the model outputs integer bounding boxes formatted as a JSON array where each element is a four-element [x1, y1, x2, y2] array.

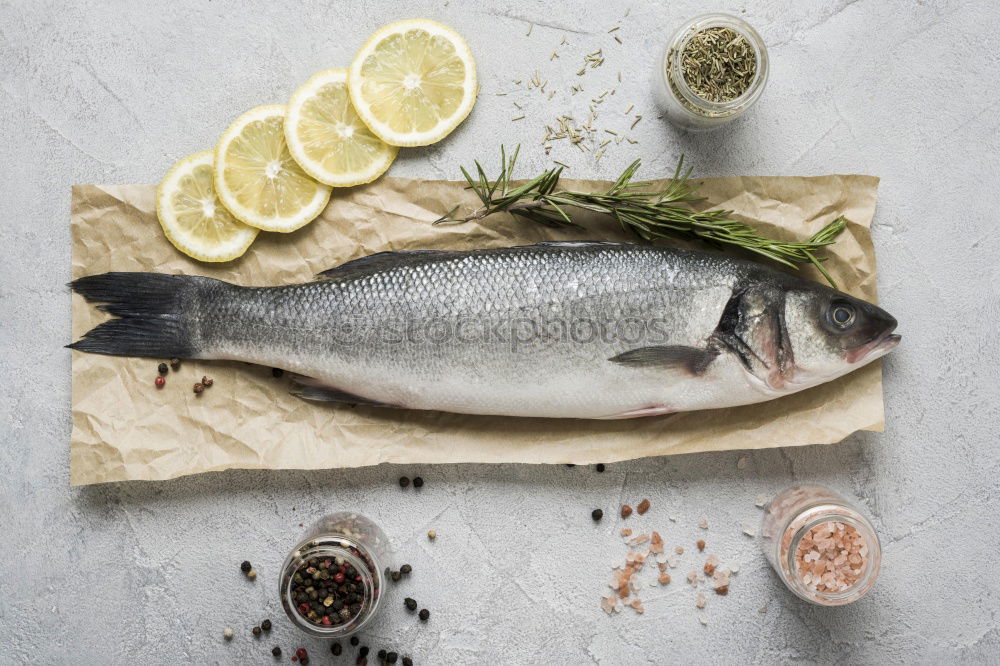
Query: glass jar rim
[[783, 508, 881, 605], [280, 536, 383, 637], [667, 13, 769, 112]]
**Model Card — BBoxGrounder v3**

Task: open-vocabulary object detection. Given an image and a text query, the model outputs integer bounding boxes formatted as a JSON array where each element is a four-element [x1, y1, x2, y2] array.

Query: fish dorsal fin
[[528, 241, 633, 248], [317, 249, 459, 280]]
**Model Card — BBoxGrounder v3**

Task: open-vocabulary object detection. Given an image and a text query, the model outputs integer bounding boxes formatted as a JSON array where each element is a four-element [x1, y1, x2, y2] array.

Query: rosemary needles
[[434, 146, 848, 287]]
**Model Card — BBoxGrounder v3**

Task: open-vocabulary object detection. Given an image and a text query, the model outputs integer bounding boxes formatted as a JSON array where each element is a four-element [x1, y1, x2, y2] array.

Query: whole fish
[[69, 242, 899, 419]]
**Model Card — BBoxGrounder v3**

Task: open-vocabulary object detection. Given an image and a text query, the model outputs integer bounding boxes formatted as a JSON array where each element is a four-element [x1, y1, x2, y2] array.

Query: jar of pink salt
[[760, 484, 881, 606]]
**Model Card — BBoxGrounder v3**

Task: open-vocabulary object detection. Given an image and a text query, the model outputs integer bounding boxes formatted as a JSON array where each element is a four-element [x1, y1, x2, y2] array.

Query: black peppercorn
[[359, 646, 369, 658], [400, 564, 412, 575], [240, 560, 252, 573], [390, 570, 401, 582], [377, 650, 387, 660], [399, 476, 410, 488], [157, 362, 168, 375], [596, 463, 606, 472], [418, 608, 429, 621], [592, 508, 603, 521], [412, 477, 423, 488], [252, 626, 262, 637], [261, 619, 272, 632], [350, 636, 359, 647], [402, 658, 413, 666], [272, 646, 282, 657], [404, 597, 417, 611], [170, 358, 181, 370], [332, 642, 342, 656], [386, 652, 398, 664], [272, 367, 284, 377]]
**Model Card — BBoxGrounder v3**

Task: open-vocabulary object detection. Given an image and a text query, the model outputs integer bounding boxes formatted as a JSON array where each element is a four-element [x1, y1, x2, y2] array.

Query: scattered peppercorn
[[350, 637, 359, 647], [154, 376, 165, 388], [272, 646, 282, 657], [252, 626, 262, 637], [596, 463, 605, 472], [170, 358, 181, 370], [157, 362, 168, 375], [261, 619, 272, 632], [296, 647, 309, 663], [201, 375, 214, 387], [359, 646, 370, 658], [331, 642, 342, 656], [637, 498, 651, 515], [696, 539, 706, 552], [223, 627, 234, 641], [427, 530, 436, 540], [399, 476, 410, 488], [412, 477, 424, 488], [247, 569, 257, 581], [386, 652, 398, 663], [404, 597, 417, 611], [402, 658, 413, 666], [400, 564, 412, 575], [592, 508, 604, 522], [272, 367, 284, 377], [391, 570, 401, 582], [193, 382, 205, 394], [241, 560, 252, 573], [377, 650, 387, 660], [621, 504, 633, 518], [418, 608, 430, 621]]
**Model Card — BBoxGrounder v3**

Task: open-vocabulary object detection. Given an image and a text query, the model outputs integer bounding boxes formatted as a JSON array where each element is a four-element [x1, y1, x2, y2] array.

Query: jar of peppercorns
[[279, 512, 390, 637]]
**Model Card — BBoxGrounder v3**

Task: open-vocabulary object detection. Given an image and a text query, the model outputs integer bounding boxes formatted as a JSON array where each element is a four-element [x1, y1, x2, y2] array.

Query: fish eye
[[829, 303, 856, 328]]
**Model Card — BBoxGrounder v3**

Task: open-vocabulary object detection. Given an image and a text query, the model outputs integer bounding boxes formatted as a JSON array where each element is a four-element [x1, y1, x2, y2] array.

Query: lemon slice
[[156, 150, 259, 262], [348, 19, 477, 147], [215, 105, 332, 232], [286, 69, 399, 187]]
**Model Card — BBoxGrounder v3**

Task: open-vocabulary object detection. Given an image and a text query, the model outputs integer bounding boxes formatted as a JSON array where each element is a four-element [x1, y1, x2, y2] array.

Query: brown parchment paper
[[70, 173, 882, 485]]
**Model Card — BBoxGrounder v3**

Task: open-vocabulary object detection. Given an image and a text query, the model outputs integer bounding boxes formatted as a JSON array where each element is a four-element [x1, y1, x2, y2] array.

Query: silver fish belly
[[69, 242, 900, 419]]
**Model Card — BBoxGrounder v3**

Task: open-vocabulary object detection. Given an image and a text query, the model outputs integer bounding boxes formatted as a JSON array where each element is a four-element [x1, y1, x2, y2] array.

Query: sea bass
[[69, 242, 900, 419]]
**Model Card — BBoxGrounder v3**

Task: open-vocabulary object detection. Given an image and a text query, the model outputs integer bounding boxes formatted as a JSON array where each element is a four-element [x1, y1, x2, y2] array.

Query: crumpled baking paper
[[70, 173, 883, 485]]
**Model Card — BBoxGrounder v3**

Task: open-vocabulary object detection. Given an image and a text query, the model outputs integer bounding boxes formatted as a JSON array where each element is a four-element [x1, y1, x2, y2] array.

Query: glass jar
[[279, 512, 390, 637], [760, 484, 881, 606], [653, 13, 769, 131]]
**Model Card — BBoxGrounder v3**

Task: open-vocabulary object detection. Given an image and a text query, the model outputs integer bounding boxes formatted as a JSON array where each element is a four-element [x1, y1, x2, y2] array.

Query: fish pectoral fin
[[608, 345, 719, 375], [289, 378, 397, 408]]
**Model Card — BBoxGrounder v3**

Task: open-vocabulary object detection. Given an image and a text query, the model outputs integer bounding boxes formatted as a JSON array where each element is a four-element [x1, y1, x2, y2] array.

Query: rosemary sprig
[[434, 146, 848, 287]]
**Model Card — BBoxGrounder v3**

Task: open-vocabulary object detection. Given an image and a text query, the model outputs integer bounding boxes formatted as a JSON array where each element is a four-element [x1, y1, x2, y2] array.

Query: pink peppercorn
[[334, 572, 346, 584], [154, 376, 165, 389]]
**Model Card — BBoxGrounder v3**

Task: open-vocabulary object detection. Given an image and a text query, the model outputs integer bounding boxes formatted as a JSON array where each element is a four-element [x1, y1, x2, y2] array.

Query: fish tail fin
[[68, 272, 215, 358]]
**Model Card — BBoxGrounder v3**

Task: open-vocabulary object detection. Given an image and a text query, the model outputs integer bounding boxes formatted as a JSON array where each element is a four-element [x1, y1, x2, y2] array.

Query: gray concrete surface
[[2, 0, 999, 663]]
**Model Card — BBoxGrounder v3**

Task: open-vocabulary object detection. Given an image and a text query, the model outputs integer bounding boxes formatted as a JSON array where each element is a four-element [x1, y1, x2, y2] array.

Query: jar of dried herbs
[[654, 14, 769, 131], [279, 512, 390, 637]]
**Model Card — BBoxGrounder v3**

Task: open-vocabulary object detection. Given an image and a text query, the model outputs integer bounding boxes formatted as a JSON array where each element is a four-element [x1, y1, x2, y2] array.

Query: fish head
[[779, 282, 900, 390]]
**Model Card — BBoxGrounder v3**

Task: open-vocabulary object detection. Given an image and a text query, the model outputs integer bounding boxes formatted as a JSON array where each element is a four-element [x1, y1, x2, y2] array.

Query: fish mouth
[[847, 330, 901, 364]]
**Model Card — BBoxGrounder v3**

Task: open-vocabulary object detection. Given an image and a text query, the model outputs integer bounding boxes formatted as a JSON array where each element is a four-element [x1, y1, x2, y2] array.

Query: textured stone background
[[2, 0, 998, 664]]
